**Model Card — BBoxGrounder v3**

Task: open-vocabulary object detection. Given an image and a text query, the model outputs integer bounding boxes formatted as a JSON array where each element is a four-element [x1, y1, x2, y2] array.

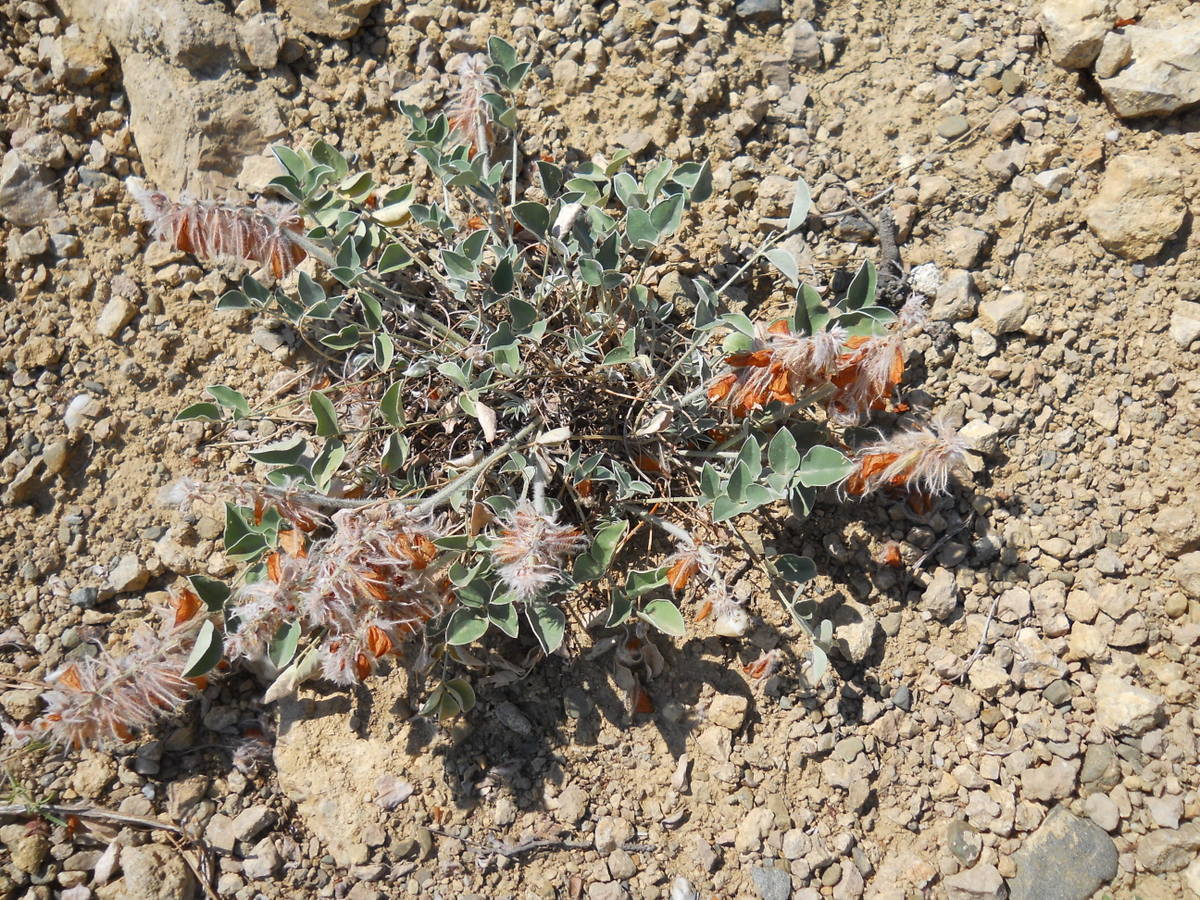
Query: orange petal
[[707, 373, 737, 403], [767, 319, 791, 336], [633, 685, 654, 715], [694, 599, 713, 622], [57, 665, 82, 691], [667, 557, 700, 593], [266, 551, 282, 584], [279, 528, 307, 558], [367, 625, 393, 658], [354, 653, 372, 681], [172, 589, 202, 627], [726, 350, 772, 368]]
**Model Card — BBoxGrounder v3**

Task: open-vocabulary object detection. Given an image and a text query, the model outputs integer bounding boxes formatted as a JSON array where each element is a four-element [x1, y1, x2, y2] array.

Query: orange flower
[[667, 555, 701, 593], [367, 625, 393, 658], [171, 589, 203, 627]]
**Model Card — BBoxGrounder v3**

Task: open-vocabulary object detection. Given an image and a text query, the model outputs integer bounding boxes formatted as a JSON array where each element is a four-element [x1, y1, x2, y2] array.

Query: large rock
[[1039, 0, 1116, 69], [0, 149, 61, 226], [57, 0, 287, 194], [1096, 20, 1200, 118], [121, 51, 287, 194], [1084, 154, 1186, 260], [276, 0, 380, 38], [1154, 504, 1200, 557], [1008, 806, 1117, 900]]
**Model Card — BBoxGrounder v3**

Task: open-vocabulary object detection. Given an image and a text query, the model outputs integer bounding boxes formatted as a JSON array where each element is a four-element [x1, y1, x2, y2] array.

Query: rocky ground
[[2, 0, 1200, 898]]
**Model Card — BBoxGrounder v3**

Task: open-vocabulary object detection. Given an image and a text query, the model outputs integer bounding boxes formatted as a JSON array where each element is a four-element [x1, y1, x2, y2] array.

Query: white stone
[[1084, 792, 1120, 832], [96, 296, 137, 339], [959, 419, 1000, 455], [1039, 0, 1116, 68], [978, 290, 1029, 335], [1170, 300, 1200, 348], [1094, 673, 1165, 735]]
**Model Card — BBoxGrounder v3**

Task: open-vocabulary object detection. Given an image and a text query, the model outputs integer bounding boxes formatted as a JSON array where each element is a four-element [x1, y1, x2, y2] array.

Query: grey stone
[[1008, 806, 1117, 900], [978, 291, 1029, 335], [1170, 301, 1200, 348], [735, 0, 782, 20], [97, 296, 138, 339], [922, 568, 960, 620], [232, 804, 274, 842], [1083, 793, 1119, 832], [0, 149, 60, 226], [275, 0, 381, 38], [947, 820, 982, 865], [750, 865, 792, 900], [1175, 552, 1200, 600], [239, 13, 282, 69], [937, 115, 970, 139]]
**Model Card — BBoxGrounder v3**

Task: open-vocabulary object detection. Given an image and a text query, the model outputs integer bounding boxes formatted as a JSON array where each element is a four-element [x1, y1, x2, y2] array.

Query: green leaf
[[310, 438, 345, 491], [809, 644, 829, 681], [786, 177, 813, 232], [793, 282, 830, 336], [271, 145, 309, 181], [380, 432, 408, 473], [248, 436, 307, 466], [625, 567, 667, 599], [445, 677, 476, 714], [797, 445, 854, 487], [492, 256, 514, 293], [442, 248, 476, 280], [268, 621, 301, 669], [374, 333, 394, 371], [773, 554, 817, 583], [711, 495, 742, 522], [626, 207, 658, 248], [297, 271, 325, 308], [187, 576, 230, 612], [605, 589, 634, 627], [182, 620, 223, 678], [639, 598, 685, 637], [512, 201, 550, 237], [489, 602, 520, 638], [175, 402, 222, 422], [310, 390, 338, 437], [378, 243, 413, 273], [223, 503, 264, 557], [380, 382, 404, 427], [574, 519, 628, 581], [718, 312, 756, 337], [216, 290, 254, 310], [487, 35, 518, 71], [527, 601, 566, 655], [768, 427, 800, 477], [207, 385, 249, 420], [843, 259, 877, 311], [765, 247, 799, 286], [509, 296, 538, 333], [446, 608, 489, 645], [649, 193, 685, 239], [320, 323, 360, 350], [537, 160, 563, 197]]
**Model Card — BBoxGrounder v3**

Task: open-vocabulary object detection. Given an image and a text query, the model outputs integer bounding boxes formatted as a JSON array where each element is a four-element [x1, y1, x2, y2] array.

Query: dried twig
[[913, 513, 975, 570], [430, 826, 653, 859], [957, 592, 1001, 684]]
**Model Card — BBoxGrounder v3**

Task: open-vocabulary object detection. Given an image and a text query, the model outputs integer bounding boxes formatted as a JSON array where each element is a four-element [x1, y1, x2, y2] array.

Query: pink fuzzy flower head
[[447, 54, 497, 157], [127, 178, 308, 278], [492, 501, 587, 602], [844, 413, 969, 497]]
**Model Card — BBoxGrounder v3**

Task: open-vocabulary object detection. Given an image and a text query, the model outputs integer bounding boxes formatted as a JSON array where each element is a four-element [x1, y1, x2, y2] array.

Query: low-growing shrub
[[8, 38, 970, 748]]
